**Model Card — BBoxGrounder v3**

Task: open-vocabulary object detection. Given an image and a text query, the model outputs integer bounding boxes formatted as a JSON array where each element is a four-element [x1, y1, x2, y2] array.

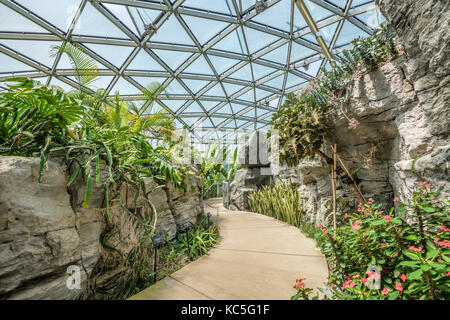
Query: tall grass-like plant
[[248, 180, 303, 227]]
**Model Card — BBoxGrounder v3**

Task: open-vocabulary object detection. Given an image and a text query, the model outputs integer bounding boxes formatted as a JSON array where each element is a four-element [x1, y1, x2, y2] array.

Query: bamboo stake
[[335, 152, 366, 204], [332, 144, 337, 230]]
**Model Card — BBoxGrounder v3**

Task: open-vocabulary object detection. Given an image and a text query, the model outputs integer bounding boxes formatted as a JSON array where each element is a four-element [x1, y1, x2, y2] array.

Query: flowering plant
[[312, 183, 450, 300], [291, 278, 318, 300]]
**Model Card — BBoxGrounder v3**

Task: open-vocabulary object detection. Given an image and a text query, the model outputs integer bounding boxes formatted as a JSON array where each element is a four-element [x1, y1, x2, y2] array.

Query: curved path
[[130, 198, 328, 300]]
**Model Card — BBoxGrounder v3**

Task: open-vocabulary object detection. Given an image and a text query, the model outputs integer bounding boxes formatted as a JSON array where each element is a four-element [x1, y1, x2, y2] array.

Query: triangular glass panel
[[182, 0, 235, 15], [200, 100, 220, 112], [297, 59, 323, 77], [222, 82, 245, 96], [73, 2, 128, 38], [181, 101, 204, 113], [210, 117, 225, 127], [150, 15, 194, 46], [303, 22, 339, 46], [355, 10, 383, 29], [252, 0, 291, 32], [85, 43, 134, 68], [290, 42, 317, 63], [153, 49, 192, 71], [0, 40, 62, 68], [260, 43, 289, 64], [235, 119, 248, 127], [109, 77, 141, 95], [264, 74, 285, 90], [0, 53, 34, 73], [256, 122, 267, 129], [159, 99, 186, 113], [327, 0, 348, 9], [228, 63, 252, 81], [293, 3, 308, 32], [103, 3, 139, 36], [304, 0, 335, 22], [165, 79, 189, 95], [15, 0, 82, 32], [222, 120, 236, 129], [182, 14, 229, 45], [207, 55, 239, 75], [212, 28, 246, 54], [182, 78, 210, 94], [335, 21, 370, 47], [243, 26, 278, 54], [183, 55, 215, 75], [204, 83, 226, 97], [128, 7, 160, 36], [131, 76, 168, 89], [231, 103, 248, 114], [237, 89, 254, 102], [128, 50, 165, 71], [242, 108, 256, 118], [255, 88, 272, 101], [179, 117, 197, 127], [214, 104, 232, 115], [351, 0, 372, 8], [256, 108, 270, 117], [285, 73, 307, 88], [0, 4, 48, 33], [252, 63, 277, 80], [173, 118, 184, 129], [238, 0, 256, 12]]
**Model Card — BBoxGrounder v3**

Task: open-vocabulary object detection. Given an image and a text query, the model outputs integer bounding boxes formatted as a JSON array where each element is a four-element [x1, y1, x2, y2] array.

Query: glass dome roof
[[0, 0, 384, 144]]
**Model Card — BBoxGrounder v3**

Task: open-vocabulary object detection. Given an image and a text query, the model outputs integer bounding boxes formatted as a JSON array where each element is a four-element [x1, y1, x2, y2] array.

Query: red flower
[[400, 274, 406, 282], [408, 245, 423, 252], [393, 197, 399, 202], [438, 239, 450, 248], [395, 282, 403, 291], [419, 181, 427, 186], [384, 216, 392, 222], [382, 288, 390, 295], [440, 225, 450, 232], [351, 221, 361, 230]]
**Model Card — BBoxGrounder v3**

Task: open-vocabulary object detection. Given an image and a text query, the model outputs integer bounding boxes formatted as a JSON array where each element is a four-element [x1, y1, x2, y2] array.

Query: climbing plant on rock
[[269, 25, 399, 168]]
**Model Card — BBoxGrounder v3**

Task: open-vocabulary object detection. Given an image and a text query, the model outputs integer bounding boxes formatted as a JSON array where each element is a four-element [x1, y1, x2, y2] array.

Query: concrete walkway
[[130, 199, 328, 300]]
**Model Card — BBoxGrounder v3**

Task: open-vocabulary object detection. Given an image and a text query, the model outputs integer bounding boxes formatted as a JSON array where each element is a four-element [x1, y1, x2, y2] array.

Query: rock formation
[[0, 156, 204, 299]]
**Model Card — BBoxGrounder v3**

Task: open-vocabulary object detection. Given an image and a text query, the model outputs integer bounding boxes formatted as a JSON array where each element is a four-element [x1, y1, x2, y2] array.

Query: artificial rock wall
[[230, 0, 449, 224], [0, 156, 204, 299]]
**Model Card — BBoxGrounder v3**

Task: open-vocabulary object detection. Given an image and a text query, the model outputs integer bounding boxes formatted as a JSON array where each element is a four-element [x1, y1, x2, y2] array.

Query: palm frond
[[52, 43, 99, 88]]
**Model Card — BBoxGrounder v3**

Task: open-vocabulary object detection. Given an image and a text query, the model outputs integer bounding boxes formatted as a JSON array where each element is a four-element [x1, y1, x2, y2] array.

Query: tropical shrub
[[199, 142, 240, 199], [248, 180, 303, 227], [0, 43, 194, 300], [269, 26, 399, 167], [174, 217, 220, 260], [309, 183, 450, 300]]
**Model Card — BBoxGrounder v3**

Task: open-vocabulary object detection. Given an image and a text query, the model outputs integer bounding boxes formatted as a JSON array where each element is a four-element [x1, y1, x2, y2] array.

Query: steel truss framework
[[0, 0, 383, 144]]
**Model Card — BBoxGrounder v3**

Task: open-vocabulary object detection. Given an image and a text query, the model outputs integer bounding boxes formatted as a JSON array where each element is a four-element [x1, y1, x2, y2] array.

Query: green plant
[[199, 142, 240, 199], [291, 278, 319, 300], [0, 43, 191, 300], [313, 183, 450, 300], [0, 78, 84, 156], [248, 180, 303, 227], [269, 26, 398, 168], [174, 218, 220, 260]]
